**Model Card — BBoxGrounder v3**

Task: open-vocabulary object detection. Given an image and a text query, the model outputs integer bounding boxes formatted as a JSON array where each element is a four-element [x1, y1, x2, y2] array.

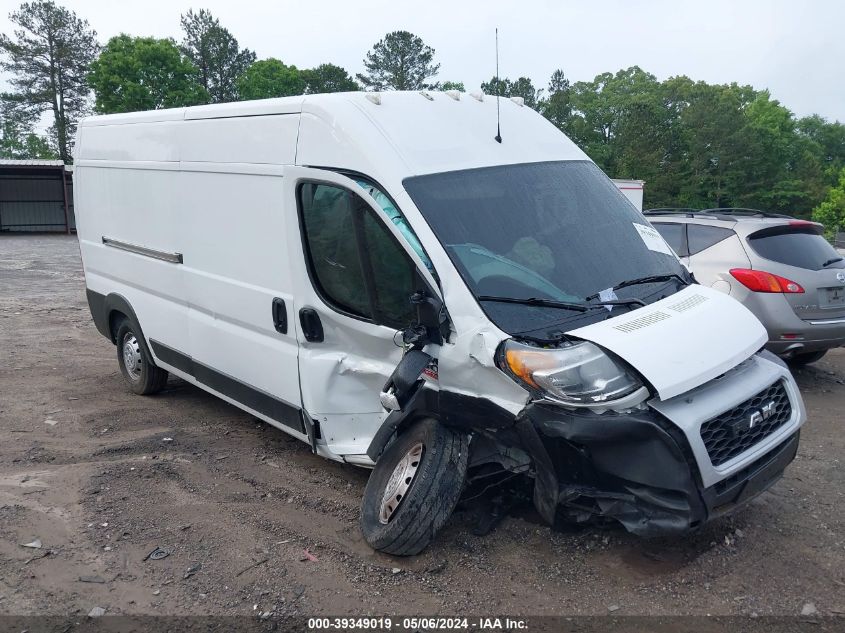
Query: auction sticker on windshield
[[633, 222, 675, 256]]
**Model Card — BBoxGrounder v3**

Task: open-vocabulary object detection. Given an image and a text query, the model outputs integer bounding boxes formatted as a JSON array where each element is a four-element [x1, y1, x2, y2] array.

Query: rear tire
[[786, 350, 827, 367], [360, 418, 468, 556], [115, 318, 168, 395]]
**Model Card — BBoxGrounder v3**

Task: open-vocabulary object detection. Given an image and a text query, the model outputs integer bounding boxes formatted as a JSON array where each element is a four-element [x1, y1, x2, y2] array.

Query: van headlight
[[499, 339, 645, 406]]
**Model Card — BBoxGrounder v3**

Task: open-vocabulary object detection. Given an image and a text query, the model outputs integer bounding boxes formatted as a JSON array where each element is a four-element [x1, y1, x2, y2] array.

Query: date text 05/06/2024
[[307, 617, 529, 630]]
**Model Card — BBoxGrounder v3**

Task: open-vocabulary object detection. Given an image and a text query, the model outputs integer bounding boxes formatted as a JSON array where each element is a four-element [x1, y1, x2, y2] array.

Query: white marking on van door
[[338, 356, 383, 375]]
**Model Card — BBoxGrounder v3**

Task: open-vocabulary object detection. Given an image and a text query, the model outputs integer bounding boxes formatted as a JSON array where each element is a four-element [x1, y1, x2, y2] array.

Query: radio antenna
[[494, 28, 502, 143]]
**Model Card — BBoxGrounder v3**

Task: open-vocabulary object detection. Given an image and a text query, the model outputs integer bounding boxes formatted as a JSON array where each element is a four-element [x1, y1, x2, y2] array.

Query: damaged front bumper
[[520, 354, 804, 536], [524, 403, 799, 535]]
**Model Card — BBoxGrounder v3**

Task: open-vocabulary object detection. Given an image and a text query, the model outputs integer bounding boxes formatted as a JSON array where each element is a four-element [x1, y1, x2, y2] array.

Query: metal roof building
[[0, 159, 74, 233]]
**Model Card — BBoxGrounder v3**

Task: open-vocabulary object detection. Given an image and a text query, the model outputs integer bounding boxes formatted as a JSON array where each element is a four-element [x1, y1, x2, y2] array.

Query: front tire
[[786, 350, 827, 367], [360, 418, 468, 556], [115, 318, 168, 395]]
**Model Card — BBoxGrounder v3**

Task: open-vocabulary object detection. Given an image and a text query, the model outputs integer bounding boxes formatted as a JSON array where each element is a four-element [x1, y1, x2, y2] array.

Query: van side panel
[[177, 168, 301, 423], [175, 115, 303, 428], [181, 116, 298, 164], [77, 121, 181, 162], [76, 114, 304, 434], [75, 120, 188, 360]]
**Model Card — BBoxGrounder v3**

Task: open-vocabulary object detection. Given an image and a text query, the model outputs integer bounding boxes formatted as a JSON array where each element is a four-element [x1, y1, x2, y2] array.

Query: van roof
[[77, 91, 589, 176]]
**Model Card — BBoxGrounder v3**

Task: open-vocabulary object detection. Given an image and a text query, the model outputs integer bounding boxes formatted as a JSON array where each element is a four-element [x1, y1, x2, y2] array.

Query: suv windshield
[[404, 161, 686, 335]]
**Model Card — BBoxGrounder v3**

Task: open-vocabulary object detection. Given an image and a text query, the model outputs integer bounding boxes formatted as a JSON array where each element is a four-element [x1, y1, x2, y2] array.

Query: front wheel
[[786, 350, 827, 367], [115, 318, 169, 395], [360, 418, 468, 556]]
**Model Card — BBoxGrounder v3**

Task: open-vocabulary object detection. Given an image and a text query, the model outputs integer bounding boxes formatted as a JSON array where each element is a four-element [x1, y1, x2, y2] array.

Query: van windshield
[[403, 161, 687, 334]]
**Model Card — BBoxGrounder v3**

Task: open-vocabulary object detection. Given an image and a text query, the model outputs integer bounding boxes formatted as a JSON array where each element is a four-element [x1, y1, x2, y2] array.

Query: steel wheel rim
[[121, 332, 143, 381], [379, 441, 424, 525]]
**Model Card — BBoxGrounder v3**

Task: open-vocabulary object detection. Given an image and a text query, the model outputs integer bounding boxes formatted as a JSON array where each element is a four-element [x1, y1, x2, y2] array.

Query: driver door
[[282, 167, 440, 458]]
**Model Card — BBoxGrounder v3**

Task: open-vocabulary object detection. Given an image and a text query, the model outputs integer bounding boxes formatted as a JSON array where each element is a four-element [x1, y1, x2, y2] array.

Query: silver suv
[[646, 208, 845, 365]]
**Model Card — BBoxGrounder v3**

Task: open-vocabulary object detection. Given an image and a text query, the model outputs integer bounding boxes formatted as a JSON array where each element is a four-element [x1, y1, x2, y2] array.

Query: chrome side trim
[[102, 237, 183, 264], [807, 317, 845, 325]]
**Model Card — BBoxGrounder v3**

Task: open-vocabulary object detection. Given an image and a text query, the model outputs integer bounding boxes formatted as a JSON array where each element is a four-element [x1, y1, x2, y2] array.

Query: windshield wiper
[[478, 295, 647, 313], [585, 273, 689, 301], [822, 256, 844, 267], [591, 298, 647, 308], [478, 296, 588, 312]]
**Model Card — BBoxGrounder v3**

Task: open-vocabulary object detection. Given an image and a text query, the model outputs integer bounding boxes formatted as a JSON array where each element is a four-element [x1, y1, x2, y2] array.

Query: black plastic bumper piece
[[523, 402, 799, 536], [701, 431, 799, 518], [86, 288, 111, 340]]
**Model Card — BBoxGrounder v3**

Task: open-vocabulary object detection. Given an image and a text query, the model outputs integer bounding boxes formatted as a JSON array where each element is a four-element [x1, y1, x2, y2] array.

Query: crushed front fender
[[522, 401, 799, 536]]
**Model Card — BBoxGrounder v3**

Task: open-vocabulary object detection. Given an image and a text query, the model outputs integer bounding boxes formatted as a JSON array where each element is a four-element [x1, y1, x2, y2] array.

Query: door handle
[[299, 308, 324, 342], [272, 298, 287, 334]]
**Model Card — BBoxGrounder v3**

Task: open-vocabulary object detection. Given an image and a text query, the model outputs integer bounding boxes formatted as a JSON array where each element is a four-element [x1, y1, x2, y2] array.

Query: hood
[[568, 285, 767, 401]]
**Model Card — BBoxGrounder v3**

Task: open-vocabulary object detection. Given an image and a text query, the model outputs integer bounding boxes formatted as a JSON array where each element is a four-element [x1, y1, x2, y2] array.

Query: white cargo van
[[74, 91, 806, 555]]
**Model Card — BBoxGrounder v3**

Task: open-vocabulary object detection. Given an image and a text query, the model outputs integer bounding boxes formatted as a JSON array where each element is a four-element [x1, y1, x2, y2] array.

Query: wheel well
[[108, 310, 128, 343], [376, 414, 430, 458]]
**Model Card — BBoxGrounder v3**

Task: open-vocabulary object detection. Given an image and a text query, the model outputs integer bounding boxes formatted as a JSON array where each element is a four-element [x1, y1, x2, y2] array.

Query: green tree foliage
[[301, 63, 359, 94], [541, 69, 572, 132], [236, 58, 304, 100], [357, 31, 439, 91], [180, 9, 255, 103], [0, 101, 54, 158], [0, 0, 99, 163], [439, 81, 465, 92], [88, 35, 208, 113], [798, 114, 845, 184], [481, 76, 542, 109], [813, 167, 845, 239], [533, 65, 845, 215]]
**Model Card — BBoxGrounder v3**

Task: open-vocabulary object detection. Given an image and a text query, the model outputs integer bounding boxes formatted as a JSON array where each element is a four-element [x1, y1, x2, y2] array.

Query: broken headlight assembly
[[499, 339, 649, 409]]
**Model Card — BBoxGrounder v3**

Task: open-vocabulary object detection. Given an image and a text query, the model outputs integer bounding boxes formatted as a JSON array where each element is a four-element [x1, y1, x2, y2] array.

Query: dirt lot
[[1, 234, 844, 622]]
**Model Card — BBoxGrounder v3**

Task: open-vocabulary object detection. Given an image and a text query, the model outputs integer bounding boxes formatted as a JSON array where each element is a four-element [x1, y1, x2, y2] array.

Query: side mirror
[[403, 291, 448, 347], [411, 291, 443, 329]]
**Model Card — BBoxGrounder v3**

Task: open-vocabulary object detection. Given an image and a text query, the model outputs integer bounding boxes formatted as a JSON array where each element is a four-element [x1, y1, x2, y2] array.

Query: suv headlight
[[499, 339, 645, 406]]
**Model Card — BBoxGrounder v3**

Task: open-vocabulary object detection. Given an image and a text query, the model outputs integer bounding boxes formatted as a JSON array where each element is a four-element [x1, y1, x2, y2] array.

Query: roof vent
[[419, 91, 433, 101], [365, 93, 382, 106], [445, 90, 461, 101], [510, 96, 525, 107], [470, 91, 484, 102]]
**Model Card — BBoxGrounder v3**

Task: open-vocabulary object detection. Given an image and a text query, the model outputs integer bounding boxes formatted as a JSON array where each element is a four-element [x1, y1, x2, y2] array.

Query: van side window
[[301, 184, 372, 318], [355, 179, 435, 275], [361, 209, 417, 325], [300, 183, 418, 328]]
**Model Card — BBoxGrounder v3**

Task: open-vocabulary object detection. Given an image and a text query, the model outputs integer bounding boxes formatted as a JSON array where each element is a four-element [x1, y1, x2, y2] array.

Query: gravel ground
[[0, 234, 844, 624]]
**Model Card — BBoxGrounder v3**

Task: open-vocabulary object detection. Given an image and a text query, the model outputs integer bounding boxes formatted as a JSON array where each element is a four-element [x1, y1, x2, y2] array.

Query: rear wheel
[[115, 318, 168, 395], [786, 350, 827, 367], [360, 418, 468, 556]]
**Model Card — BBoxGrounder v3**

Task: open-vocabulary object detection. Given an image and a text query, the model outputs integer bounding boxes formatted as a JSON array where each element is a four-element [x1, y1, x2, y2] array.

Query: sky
[[1, 0, 844, 124]]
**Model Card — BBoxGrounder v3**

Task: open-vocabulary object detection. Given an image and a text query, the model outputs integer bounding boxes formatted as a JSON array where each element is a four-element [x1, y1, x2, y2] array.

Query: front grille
[[700, 381, 792, 467]]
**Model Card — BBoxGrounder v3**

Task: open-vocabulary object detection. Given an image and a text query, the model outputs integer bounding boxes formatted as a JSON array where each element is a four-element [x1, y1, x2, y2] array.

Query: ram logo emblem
[[749, 401, 776, 428]]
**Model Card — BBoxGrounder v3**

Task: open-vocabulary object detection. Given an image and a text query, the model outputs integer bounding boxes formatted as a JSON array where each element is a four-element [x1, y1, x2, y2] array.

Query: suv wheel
[[786, 350, 827, 367]]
